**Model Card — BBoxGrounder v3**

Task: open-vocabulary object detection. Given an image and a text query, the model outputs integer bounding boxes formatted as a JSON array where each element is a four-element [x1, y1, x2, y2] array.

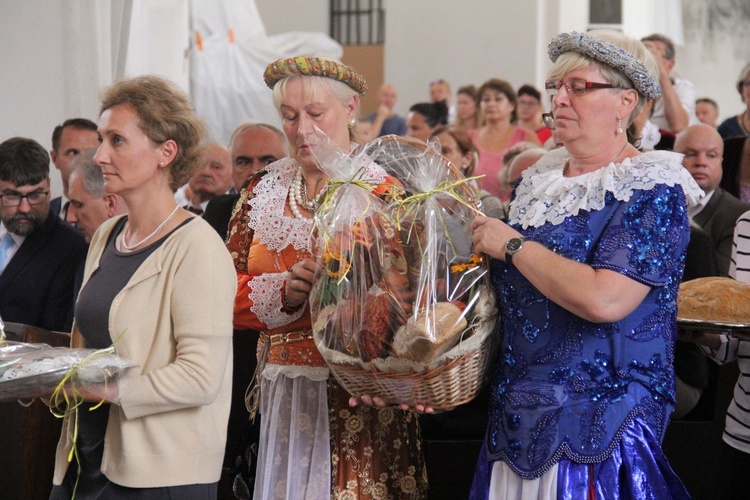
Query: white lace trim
[[262, 363, 330, 382], [247, 158, 313, 252], [247, 271, 305, 329], [509, 148, 704, 229]]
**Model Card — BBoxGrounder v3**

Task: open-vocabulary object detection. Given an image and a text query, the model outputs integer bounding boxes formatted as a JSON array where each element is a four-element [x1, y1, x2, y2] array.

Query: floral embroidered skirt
[[253, 366, 427, 499]]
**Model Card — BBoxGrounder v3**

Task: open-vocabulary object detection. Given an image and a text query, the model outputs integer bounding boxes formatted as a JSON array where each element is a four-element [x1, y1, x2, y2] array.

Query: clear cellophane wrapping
[[309, 134, 498, 408], [0, 341, 136, 403]]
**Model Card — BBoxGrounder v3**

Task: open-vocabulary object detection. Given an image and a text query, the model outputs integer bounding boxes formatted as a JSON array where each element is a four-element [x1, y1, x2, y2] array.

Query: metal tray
[[677, 318, 750, 335]]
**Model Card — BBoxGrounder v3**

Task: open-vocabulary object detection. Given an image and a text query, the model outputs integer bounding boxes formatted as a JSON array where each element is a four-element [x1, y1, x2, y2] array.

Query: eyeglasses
[[741, 81, 750, 90], [0, 191, 49, 207], [545, 78, 623, 97]]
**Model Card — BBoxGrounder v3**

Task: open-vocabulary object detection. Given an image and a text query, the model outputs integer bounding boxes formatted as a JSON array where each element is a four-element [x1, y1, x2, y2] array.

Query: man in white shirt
[[677, 124, 750, 275], [642, 33, 700, 134]]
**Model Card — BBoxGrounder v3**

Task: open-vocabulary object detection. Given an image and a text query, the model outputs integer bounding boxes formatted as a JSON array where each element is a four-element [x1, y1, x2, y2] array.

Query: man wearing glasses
[[0, 137, 86, 332]]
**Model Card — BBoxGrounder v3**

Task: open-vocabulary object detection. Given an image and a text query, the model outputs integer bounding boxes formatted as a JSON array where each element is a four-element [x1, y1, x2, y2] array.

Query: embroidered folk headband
[[263, 56, 368, 96], [548, 31, 662, 101]]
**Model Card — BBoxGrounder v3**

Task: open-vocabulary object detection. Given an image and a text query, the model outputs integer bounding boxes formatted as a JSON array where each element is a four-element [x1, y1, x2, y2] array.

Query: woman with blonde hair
[[470, 30, 698, 498], [227, 55, 427, 499], [51, 75, 235, 498]]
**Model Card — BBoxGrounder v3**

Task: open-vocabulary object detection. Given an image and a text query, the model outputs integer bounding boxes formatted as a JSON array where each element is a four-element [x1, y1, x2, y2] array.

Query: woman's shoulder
[[89, 214, 127, 250]]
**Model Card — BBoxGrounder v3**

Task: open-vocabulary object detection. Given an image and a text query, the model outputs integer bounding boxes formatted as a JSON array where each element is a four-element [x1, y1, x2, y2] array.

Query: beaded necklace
[[119, 204, 179, 251], [288, 167, 321, 218]]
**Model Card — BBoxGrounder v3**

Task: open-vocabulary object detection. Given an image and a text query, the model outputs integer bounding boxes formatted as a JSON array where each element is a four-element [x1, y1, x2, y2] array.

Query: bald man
[[203, 123, 287, 239], [182, 142, 233, 215], [676, 124, 750, 275], [365, 84, 407, 137]]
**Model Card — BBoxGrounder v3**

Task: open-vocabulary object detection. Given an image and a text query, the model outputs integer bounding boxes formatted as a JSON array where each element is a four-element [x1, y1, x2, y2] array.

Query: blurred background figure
[[718, 63, 750, 139], [500, 145, 546, 195], [204, 122, 288, 240], [431, 125, 505, 221], [696, 97, 720, 128], [182, 142, 233, 215], [66, 148, 127, 243], [721, 136, 750, 202], [430, 78, 455, 123], [677, 123, 750, 276], [470, 78, 539, 203], [641, 33, 699, 134], [49, 118, 100, 219], [453, 85, 480, 132], [406, 101, 449, 143], [516, 84, 552, 145], [364, 83, 407, 137]]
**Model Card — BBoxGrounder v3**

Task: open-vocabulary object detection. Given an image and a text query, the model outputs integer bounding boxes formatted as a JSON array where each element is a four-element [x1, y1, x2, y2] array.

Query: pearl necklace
[[119, 204, 180, 251], [289, 168, 321, 218]]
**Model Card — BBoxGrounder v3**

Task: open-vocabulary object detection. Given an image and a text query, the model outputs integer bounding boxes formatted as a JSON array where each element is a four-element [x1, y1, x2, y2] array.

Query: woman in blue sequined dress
[[468, 30, 703, 499]]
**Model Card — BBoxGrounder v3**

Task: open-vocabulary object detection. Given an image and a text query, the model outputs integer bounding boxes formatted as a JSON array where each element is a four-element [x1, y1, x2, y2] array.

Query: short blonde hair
[[271, 55, 360, 142], [99, 76, 208, 190], [548, 30, 659, 126]]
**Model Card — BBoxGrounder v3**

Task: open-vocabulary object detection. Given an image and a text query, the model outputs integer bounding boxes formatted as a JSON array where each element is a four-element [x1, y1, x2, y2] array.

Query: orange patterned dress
[[227, 158, 427, 499]]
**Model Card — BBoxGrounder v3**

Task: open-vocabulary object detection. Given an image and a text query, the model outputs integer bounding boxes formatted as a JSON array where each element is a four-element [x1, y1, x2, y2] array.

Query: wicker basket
[[315, 314, 499, 410], [311, 134, 499, 409]]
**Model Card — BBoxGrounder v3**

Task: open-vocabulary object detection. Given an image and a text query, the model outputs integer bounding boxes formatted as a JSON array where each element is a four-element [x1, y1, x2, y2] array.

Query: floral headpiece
[[263, 56, 368, 96], [548, 31, 661, 101]]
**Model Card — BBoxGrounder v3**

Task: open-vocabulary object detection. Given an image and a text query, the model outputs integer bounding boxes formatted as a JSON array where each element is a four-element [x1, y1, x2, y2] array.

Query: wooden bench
[[0, 323, 70, 500]]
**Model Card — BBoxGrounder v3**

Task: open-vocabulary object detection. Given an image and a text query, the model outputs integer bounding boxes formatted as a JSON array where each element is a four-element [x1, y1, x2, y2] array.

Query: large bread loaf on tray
[[677, 277, 750, 323]]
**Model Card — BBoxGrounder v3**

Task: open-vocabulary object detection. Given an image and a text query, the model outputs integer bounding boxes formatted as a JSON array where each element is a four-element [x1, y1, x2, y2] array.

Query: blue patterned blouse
[[485, 148, 704, 479]]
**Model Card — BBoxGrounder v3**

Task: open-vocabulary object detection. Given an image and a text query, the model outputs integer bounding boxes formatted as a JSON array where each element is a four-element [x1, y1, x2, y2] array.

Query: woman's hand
[[349, 394, 438, 414], [285, 258, 318, 308], [471, 215, 520, 260]]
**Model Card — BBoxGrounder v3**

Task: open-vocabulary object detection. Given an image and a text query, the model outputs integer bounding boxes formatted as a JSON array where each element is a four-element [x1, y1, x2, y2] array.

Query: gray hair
[[229, 121, 288, 153], [68, 148, 105, 197]]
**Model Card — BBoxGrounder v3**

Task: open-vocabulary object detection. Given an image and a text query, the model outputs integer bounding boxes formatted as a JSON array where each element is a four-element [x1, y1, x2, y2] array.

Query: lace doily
[[509, 148, 704, 229]]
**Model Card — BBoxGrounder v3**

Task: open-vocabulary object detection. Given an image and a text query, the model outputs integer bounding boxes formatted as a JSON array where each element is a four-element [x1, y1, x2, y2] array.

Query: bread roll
[[391, 302, 468, 363], [677, 277, 750, 322]]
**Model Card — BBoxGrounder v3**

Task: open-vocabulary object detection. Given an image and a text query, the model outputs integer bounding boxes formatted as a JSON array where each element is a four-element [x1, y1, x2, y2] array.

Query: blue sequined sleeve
[[590, 184, 690, 287]]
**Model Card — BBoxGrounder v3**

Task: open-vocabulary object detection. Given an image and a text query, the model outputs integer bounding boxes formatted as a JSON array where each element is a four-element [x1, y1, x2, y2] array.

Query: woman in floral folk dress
[[226, 55, 427, 500]]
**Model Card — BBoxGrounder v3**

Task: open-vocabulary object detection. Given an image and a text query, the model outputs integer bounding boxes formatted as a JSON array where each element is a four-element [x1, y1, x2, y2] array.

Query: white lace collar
[[246, 156, 389, 252], [509, 147, 704, 229], [247, 158, 313, 252]]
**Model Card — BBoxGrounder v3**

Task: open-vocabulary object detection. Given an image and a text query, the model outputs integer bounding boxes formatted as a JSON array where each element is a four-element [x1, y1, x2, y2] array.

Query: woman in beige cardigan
[[50, 76, 235, 499]]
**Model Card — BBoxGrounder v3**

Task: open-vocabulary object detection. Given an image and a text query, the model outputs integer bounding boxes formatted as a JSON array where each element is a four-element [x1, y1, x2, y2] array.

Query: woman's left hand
[[471, 215, 519, 261]]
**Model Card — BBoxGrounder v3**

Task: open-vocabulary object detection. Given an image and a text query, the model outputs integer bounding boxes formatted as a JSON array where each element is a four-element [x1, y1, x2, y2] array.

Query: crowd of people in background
[[3, 27, 750, 499]]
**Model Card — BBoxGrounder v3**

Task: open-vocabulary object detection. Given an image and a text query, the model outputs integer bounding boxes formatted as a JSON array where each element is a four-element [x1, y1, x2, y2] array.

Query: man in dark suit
[[0, 137, 86, 332], [49, 118, 99, 220], [203, 122, 287, 239], [677, 124, 750, 276]]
